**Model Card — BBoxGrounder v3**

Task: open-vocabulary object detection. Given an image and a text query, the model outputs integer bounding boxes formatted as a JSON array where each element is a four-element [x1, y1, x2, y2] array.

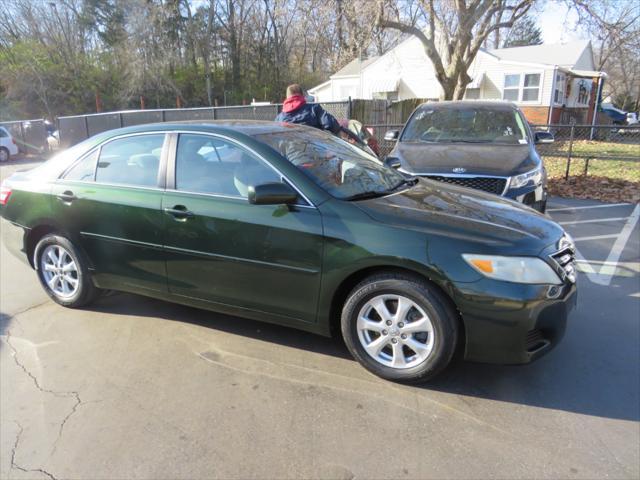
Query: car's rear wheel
[[35, 234, 100, 307], [0, 147, 9, 162], [341, 273, 458, 383]]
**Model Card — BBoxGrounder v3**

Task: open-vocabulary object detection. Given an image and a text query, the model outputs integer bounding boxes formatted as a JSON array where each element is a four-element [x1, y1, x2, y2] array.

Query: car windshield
[[255, 128, 406, 200], [401, 106, 529, 145]]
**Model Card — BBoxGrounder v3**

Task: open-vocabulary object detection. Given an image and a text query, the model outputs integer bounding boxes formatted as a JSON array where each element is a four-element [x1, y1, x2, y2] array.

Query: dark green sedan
[[0, 121, 577, 383]]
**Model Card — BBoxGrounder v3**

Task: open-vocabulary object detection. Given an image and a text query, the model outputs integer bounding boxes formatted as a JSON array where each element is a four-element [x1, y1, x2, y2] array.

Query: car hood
[[353, 179, 564, 252], [393, 142, 538, 176]]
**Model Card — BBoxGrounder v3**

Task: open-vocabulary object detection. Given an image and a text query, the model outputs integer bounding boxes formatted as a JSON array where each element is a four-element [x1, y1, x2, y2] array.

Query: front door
[[51, 132, 168, 293], [162, 133, 323, 325]]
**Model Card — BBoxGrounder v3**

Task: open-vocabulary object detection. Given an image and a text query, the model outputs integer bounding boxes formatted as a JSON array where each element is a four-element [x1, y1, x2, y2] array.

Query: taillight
[[0, 185, 12, 205], [12, 138, 16, 145]]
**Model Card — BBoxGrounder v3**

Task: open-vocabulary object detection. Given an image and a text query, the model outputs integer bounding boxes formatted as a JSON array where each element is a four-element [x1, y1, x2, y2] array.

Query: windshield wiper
[[448, 139, 493, 143], [343, 190, 391, 201], [390, 177, 419, 191], [345, 178, 419, 201]]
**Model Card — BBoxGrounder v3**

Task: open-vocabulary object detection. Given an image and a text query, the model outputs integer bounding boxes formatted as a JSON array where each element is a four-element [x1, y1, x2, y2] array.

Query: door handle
[[164, 205, 195, 219], [57, 190, 77, 202]]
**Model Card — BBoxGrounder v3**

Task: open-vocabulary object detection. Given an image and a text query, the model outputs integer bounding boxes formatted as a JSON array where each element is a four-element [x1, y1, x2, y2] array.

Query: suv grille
[[424, 175, 507, 195], [550, 244, 577, 284]]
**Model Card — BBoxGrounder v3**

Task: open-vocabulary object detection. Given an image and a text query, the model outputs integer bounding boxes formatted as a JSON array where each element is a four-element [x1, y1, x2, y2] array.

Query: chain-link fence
[[531, 124, 640, 180], [57, 101, 352, 148], [0, 119, 48, 155], [366, 124, 405, 158]]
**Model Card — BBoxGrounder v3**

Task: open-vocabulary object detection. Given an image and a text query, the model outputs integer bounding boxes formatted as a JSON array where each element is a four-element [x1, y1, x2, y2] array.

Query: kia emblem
[[452, 167, 466, 173]]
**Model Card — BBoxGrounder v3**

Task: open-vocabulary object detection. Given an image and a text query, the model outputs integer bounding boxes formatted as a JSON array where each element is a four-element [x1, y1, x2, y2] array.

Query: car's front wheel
[[341, 273, 459, 383], [35, 234, 100, 307], [0, 147, 9, 162]]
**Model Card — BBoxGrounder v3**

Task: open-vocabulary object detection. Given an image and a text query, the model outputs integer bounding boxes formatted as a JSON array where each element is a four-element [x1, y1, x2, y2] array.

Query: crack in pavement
[[4, 319, 84, 460], [1, 301, 51, 328], [10, 422, 58, 480]]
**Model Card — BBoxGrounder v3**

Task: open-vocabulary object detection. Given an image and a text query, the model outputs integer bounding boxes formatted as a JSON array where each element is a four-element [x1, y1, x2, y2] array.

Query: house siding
[[572, 44, 595, 70], [361, 36, 443, 100]]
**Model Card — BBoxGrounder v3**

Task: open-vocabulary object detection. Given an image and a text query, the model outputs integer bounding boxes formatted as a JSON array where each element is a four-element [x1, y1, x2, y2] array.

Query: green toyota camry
[[0, 121, 577, 383]]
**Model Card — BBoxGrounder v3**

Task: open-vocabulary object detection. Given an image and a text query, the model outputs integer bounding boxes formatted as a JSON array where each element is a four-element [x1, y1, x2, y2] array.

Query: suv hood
[[354, 179, 563, 252], [393, 142, 538, 176]]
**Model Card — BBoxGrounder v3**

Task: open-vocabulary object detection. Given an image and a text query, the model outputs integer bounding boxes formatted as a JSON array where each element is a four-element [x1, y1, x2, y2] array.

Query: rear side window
[[64, 150, 98, 181], [0, 128, 8, 138], [96, 134, 165, 187], [175, 134, 280, 197]]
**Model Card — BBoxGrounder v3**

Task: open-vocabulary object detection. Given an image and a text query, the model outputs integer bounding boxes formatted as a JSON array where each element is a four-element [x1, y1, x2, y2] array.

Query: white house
[[309, 38, 605, 125]]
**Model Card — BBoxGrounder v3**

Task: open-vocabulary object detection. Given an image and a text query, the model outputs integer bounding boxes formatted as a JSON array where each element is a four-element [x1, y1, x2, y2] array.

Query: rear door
[[162, 133, 323, 325], [51, 132, 168, 293]]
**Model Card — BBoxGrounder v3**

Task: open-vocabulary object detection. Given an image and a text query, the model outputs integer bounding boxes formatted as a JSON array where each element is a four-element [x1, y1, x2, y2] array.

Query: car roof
[[108, 120, 314, 137], [416, 100, 518, 111]]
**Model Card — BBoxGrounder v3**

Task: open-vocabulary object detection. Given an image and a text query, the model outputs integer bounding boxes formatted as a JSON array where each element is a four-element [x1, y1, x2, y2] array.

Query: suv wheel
[[0, 147, 9, 162], [35, 234, 100, 307], [341, 273, 458, 383]]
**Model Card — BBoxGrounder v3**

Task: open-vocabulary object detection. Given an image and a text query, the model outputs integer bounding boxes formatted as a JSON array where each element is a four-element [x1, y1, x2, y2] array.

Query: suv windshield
[[402, 106, 529, 145], [255, 128, 407, 200]]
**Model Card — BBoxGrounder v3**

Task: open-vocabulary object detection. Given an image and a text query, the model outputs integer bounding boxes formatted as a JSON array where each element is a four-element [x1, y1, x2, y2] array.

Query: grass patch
[[538, 139, 639, 157], [544, 156, 640, 182]]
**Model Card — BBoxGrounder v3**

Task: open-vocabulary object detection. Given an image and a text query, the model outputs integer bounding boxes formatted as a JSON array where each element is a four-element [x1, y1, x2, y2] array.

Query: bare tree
[[376, 0, 535, 100]]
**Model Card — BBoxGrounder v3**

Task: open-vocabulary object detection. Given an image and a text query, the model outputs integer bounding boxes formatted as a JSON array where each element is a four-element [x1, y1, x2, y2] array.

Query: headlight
[[510, 167, 542, 189], [462, 254, 562, 284]]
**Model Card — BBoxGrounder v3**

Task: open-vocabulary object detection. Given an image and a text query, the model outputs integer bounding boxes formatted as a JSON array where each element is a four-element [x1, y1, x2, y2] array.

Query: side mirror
[[534, 131, 554, 144], [248, 182, 298, 205], [384, 130, 400, 142]]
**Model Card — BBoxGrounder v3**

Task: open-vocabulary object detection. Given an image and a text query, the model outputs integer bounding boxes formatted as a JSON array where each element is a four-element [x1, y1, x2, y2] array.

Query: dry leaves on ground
[[548, 176, 640, 203]]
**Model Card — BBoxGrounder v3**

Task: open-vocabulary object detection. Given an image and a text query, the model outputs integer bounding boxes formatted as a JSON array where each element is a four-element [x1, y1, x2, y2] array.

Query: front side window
[[175, 134, 281, 198], [64, 150, 98, 182], [96, 134, 164, 187], [401, 107, 529, 145], [503, 73, 541, 102], [255, 129, 405, 200]]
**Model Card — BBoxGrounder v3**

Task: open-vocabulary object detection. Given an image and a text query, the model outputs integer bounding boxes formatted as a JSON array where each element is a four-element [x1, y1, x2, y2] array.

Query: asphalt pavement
[[1, 158, 639, 479]]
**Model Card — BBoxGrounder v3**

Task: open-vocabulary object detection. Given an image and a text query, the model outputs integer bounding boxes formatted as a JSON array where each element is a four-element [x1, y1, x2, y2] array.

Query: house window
[[502, 73, 541, 102], [503, 74, 520, 101], [554, 73, 566, 104]]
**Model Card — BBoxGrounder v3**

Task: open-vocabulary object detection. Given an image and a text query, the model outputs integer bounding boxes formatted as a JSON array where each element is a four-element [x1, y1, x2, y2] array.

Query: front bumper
[[504, 182, 547, 210], [451, 277, 577, 364]]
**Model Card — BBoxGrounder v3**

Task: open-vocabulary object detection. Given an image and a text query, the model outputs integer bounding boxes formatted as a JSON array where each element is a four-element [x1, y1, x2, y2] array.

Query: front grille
[[526, 329, 549, 352], [424, 175, 507, 195], [550, 243, 577, 284]]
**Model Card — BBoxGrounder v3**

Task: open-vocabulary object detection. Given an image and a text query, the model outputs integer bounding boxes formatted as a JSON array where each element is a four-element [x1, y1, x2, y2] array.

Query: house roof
[[332, 56, 379, 77], [488, 40, 591, 68]]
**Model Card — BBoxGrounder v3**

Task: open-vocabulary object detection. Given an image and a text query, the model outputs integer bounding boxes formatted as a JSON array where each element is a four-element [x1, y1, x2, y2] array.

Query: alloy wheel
[[357, 294, 435, 369], [40, 245, 79, 299]]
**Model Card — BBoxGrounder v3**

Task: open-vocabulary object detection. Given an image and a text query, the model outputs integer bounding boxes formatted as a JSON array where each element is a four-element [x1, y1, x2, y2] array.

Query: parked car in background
[[384, 101, 554, 212], [0, 121, 576, 383], [0, 126, 19, 162]]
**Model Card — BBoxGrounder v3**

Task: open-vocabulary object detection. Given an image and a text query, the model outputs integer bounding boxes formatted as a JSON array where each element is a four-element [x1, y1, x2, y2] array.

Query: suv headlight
[[510, 166, 542, 189], [462, 254, 562, 284]]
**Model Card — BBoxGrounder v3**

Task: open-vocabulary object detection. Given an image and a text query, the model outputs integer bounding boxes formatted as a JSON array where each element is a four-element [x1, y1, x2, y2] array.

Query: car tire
[[341, 273, 458, 383], [35, 234, 100, 308], [0, 147, 9, 162]]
